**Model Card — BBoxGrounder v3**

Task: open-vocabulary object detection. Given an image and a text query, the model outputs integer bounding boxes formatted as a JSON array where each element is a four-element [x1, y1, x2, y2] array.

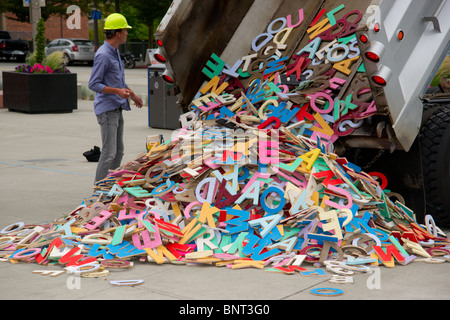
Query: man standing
[[88, 13, 143, 184]]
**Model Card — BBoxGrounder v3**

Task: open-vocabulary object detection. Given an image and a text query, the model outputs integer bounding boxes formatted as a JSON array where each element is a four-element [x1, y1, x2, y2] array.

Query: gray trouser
[[95, 108, 124, 183]]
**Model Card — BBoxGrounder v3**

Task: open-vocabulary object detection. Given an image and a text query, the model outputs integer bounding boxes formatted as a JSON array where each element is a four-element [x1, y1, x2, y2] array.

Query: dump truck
[[153, 0, 450, 226]]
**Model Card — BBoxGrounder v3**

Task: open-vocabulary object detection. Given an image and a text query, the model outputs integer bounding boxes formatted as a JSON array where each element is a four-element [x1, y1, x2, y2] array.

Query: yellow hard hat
[[104, 13, 132, 30]]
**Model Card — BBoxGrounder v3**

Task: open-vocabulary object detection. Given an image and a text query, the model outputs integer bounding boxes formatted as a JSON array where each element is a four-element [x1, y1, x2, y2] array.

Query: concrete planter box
[[2, 71, 77, 113]]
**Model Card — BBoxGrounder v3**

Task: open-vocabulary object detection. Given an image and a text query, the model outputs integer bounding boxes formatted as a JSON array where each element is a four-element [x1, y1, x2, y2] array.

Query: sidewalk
[[0, 100, 449, 301]]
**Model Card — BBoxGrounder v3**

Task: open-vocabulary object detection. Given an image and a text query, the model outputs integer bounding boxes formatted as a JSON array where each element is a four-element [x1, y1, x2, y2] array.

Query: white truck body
[[357, 0, 450, 150]]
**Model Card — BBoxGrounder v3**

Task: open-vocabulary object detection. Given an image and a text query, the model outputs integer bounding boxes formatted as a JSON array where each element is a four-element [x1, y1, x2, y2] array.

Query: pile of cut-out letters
[[1, 4, 449, 288]]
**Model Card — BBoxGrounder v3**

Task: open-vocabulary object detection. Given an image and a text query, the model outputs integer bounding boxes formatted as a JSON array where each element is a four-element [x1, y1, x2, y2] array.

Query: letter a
[[66, 5, 81, 30]]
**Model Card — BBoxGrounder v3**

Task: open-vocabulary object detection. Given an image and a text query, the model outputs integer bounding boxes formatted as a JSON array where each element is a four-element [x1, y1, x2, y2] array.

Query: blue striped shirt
[[88, 40, 130, 115]]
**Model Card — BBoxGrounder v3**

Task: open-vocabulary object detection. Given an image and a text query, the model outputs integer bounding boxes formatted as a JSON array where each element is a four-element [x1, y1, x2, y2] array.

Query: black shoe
[[83, 146, 101, 162]]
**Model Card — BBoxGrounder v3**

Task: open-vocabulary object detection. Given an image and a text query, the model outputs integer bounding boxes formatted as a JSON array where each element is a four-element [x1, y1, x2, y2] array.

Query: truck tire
[[419, 105, 450, 227]]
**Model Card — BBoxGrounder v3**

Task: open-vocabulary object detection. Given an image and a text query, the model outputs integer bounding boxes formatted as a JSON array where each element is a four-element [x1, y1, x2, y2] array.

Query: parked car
[[45, 38, 97, 65], [0, 31, 30, 62]]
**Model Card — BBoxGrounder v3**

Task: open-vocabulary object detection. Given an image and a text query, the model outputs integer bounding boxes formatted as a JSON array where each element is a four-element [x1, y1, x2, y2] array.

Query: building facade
[[0, 12, 89, 42]]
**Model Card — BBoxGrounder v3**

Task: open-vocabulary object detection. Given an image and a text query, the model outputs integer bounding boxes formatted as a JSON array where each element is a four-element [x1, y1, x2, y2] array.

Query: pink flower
[[30, 64, 53, 74]]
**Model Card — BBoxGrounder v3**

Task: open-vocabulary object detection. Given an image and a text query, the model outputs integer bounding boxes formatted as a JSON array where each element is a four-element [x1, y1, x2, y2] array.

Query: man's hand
[[130, 91, 144, 108], [101, 87, 131, 99], [101, 87, 142, 108], [117, 88, 132, 99]]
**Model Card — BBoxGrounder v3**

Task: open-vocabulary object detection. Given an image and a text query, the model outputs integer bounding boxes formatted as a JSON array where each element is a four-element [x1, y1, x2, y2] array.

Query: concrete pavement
[[0, 98, 449, 302]]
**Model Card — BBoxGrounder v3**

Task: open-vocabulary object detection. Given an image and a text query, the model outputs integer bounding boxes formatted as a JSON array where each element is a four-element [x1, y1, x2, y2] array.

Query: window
[[48, 40, 59, 47], [73, 40, 93, 46]]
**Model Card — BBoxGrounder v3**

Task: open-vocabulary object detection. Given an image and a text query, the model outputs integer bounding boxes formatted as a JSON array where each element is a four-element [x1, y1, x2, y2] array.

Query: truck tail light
[[365, 41, 385, 63], [372, 75, 387, 86], [365, 51, 380, 62], [154, 48, 166, 63], [162, 70, 175, 84], [371, 65, 392, 87], [0, 42, 6, 50], [359, 34, 369, 44], [374, 23, 381, 32]]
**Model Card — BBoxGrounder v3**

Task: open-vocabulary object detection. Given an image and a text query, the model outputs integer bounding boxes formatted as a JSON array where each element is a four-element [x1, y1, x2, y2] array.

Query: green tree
[[35, 17, 46, 63], [126, 0, 172, 47], [119, 6, 149, 41], [93, 0, 171, 46]]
